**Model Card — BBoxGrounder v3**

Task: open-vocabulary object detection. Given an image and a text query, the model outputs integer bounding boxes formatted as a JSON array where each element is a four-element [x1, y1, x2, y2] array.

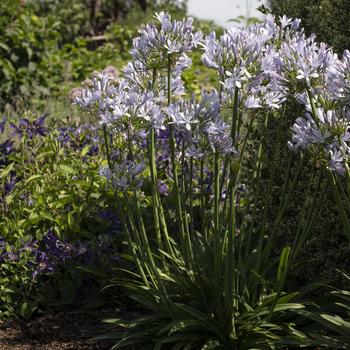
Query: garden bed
[[1, 3, 350, 348], [0, 309, 118, 350]]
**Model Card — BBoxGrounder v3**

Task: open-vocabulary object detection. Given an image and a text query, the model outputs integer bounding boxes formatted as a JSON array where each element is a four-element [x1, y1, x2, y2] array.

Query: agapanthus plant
[[281, 33, 350, 240], [75, 12, 342, 349]]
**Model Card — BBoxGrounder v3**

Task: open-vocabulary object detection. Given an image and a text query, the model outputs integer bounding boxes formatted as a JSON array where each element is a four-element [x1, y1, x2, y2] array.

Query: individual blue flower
[[166, 101, 198, 132], [244, 95, 262, 109], [205, 120, 236, 155], [33, 251, 55, 279], [185, 144, 204, 159], [0, 140, 14, 155], [101, 160, 146, 191], [4, 176, 17, 195], [328, 146, 346, 175], [158, 181, 169, 196], [288, 114, 328, 150]]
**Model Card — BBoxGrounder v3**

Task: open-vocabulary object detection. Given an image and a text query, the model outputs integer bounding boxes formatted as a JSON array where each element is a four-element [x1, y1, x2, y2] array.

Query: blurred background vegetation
[[0, 0, 192, 115], [268, 0, 350, 53], [0, 0, 221, 118]]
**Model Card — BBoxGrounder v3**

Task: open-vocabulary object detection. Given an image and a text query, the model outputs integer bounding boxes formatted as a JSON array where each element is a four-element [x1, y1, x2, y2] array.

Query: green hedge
[[268, 0, 350, 53]]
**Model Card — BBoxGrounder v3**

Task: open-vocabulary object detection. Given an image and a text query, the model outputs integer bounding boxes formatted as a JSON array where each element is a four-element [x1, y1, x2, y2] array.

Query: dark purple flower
[[158, 181, 169, 195], [10, 114, 49, 139], [1, 243, 19, 262], [4, 176, 17, 195], [98, 209, 122, 233], [32, 113, 49, 137], [157, 129, 170, 140], [0, 117, 6, 134], [32, 251, 55, 279], [157, 151, 169, 163], [42, 229, 74, 260], [57, 124, 100, 156], [10, 119, 30, 137], [57, 126, 75, 145], [0, 140, 14, 155], [99, 209, 115, 221], [6, 250, 19, 261], [0, 236, 6, 262], [19, 238, 38, 254]]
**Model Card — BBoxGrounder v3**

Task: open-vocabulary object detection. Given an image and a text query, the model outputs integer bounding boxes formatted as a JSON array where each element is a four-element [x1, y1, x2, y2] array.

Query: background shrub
[[268, 0, 350, 53], [0, 0, 187, 112], [266, 0, 350, 291]]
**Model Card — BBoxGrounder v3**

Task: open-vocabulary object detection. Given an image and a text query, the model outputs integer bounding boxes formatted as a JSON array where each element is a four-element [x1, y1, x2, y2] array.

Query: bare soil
[[0, 308, 125, 350]]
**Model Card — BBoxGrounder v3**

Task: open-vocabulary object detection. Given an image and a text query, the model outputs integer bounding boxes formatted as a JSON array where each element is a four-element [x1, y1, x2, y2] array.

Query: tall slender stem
[[167, 54, 192, 267], [231, 87, 239, 144], [102, 124, 111, 169], [148, 129, 165, 268], [214, 151, 220, 237], [330, 171, 350, 240], [126, 123, 133, 161], [116, 196, 149, 288], [306, 86, 320, 128], [262, 155, 304, 264], [200, 158, 207, 241], [189, 156, 194, 234]]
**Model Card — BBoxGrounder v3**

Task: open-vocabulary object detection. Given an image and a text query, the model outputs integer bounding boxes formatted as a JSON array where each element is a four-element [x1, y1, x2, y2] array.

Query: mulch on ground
[[0, 307, 127, 350]]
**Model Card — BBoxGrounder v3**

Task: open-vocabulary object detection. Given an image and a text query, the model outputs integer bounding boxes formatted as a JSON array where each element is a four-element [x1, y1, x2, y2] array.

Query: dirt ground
[[0, 308, 123, 350]]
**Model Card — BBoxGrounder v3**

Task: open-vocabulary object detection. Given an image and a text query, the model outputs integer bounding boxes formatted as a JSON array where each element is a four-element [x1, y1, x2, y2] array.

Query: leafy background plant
[[0, 112, 127, 318]]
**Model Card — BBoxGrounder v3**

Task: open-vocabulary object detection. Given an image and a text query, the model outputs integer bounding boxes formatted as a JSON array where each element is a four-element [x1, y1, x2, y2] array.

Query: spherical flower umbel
[[166, 101, 198, 132], [289, 104, 350, 175], [201, 18, 275, 82], [288, 114, 329, 151], [130, 12, 202, 70]]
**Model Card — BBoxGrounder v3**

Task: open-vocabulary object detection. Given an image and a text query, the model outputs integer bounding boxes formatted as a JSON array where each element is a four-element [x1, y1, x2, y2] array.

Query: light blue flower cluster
[[278, 31, 350, 174], [131, 12, 202, 66], [75, 12, 350, 177]]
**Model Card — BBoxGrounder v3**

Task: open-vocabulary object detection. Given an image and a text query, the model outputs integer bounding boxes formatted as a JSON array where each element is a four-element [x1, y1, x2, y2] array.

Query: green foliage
[[0, 113, 125, 319], [0, 244, 38, 319], [0, 0, 189, 113], [1, 3, 350, 348], [27, 0, 184, 43], [103, 235, 314, 349], [0, 2, 61, 107], [2, 125, 99, 239], [0, 2, 130, 110], [268, 0, 350, 53], [0, 0, 215, 322]]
